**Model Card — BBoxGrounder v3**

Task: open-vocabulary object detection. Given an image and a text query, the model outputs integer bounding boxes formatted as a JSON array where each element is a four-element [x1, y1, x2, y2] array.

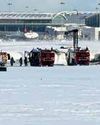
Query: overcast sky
[[0, 0, 99, 12]]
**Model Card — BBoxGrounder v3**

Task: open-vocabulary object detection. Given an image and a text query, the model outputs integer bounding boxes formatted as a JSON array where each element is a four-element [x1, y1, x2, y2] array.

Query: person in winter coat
[[24, 57, 28, 66], [19, 57, 23, 66], [10, 57, 15, 66]]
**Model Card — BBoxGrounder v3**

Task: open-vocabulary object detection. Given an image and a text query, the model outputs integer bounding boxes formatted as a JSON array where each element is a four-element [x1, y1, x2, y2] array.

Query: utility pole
[[8, 2, 12, 12], [25, 6, 29, 12], [59, 1, 66, 40], [60, 1, 65, 12], [98, 3, 100, 27]]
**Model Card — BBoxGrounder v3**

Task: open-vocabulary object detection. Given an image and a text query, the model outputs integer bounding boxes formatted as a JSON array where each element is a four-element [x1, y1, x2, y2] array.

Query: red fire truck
[[65, 29, 90, 65], [29, 48, 55, 66], [67, 47, 90, 65], [40, 49, 55, 66]]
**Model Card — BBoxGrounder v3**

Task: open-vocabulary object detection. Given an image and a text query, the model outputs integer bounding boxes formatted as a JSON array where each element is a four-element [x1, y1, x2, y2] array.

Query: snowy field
[[0, 66, 100, 125], [0, 40, 100, 125]]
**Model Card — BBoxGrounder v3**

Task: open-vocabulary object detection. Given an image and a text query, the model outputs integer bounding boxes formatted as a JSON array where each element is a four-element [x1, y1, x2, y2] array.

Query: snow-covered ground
[[0, 39, 100, 125], [0, 66, 100, 125]]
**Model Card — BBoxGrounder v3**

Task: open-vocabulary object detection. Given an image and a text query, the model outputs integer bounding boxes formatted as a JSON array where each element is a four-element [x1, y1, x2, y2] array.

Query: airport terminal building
[[0, 11, 95, 40], [84, 13, 100, 40], [85, 13, 100, 27], [0, 12, 54, 32], [0, 11, 93, 32]]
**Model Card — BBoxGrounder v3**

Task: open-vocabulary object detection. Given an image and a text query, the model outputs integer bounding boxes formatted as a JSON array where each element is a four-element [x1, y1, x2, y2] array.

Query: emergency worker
[[10, 57, 15, 66], [19, 57, 23, 66], [24, 57, 28, 66]]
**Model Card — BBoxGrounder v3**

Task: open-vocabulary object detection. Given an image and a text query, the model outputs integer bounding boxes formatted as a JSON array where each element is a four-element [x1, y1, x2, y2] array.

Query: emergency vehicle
[[29, 48, 55, 66], [65, 29, 90, 65], [0, 52, 8, 66], [0, 51, 8, 71]]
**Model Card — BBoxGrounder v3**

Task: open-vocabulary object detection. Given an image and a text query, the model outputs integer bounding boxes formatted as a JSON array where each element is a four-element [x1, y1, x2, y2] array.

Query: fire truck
[[0, 52, 8, 66], [0, 51, 8, 71], [29, 48, 55, 66], [65, 29, 90, 65]]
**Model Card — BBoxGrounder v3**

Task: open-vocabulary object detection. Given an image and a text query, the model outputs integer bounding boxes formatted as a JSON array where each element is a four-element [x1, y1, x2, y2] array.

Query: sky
[[0, 0, 99, 13]]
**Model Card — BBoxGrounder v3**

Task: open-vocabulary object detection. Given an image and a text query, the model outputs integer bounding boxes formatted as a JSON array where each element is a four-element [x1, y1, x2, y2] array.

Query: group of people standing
[[10, 56, 28, 66], [9, 51, 30, 66], [19, 57, 28, 66]]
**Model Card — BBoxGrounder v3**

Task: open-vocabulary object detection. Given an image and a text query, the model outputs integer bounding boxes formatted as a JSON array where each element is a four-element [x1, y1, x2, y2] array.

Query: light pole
[[73, 9, 79, 24], [73, 9, 78, 15], [98, 3, 100, 27], [60, 1, 65, 38], [96, 7, 99, 13], [8, 2, 12, 12], [25, 6, 29, 12], [60, 1, 65, 12], [34, 9, 37, 12]]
